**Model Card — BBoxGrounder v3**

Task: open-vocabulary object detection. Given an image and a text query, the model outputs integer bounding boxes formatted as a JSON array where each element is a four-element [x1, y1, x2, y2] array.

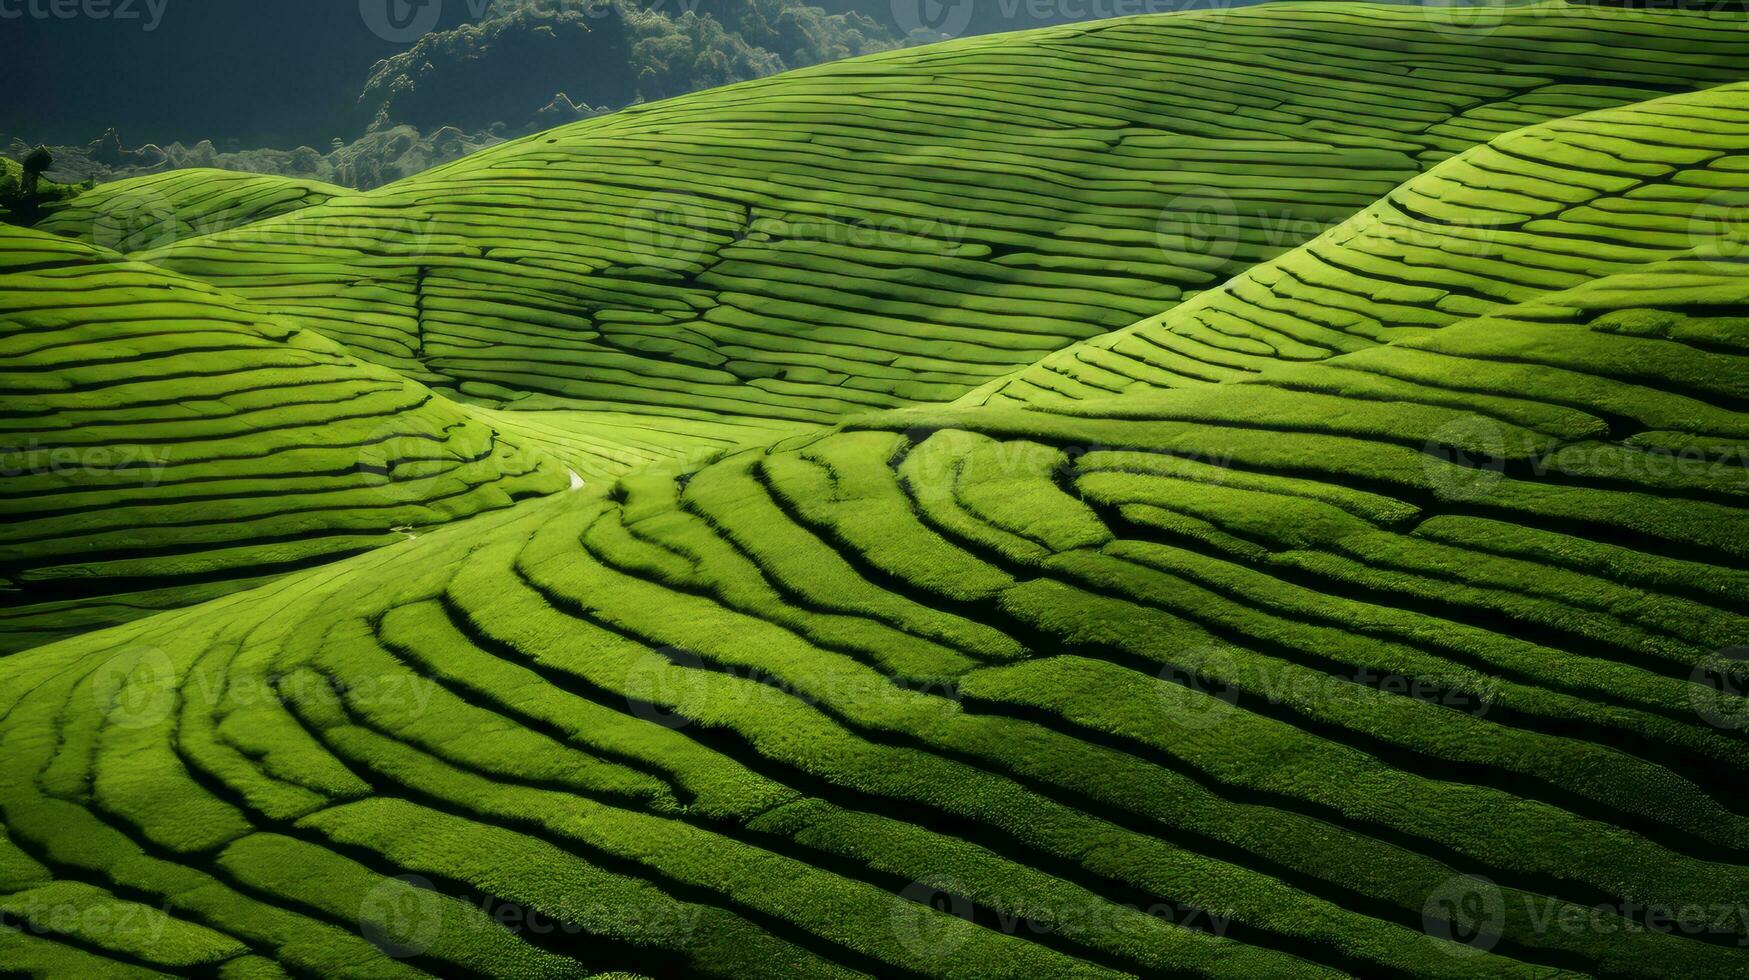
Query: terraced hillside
[[6, 64, 1749, 977], [14, 1, 1749, 657], [970, 76, 1749, 403], [0, 227, 569, 654], [36, 170, 348, 253], [133, 2, 1749, 479]]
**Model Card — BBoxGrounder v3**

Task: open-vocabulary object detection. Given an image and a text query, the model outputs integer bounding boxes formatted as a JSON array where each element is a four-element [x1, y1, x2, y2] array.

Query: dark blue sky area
[[0, 0, 1256, 148], [0, 0, 487, 147]]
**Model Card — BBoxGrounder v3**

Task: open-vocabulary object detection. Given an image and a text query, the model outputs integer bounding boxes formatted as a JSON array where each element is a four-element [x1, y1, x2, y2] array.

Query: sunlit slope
[[33, 1, 1744, 657], [970, 80, 1749, 404], [463, 403, 816, 484], [0, 226, 569, 654], [37, 169, 347, 253], [8, 169, 1749, 977], [138, 3, 1749, 474]]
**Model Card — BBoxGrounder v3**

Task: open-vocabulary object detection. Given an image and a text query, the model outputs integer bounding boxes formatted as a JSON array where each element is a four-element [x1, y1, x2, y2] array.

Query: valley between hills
[[4, 3, 1749, 976]]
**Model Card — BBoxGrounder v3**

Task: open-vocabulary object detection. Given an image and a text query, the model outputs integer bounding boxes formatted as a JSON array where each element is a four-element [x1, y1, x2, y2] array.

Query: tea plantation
[[4, 3, 1749, 977]]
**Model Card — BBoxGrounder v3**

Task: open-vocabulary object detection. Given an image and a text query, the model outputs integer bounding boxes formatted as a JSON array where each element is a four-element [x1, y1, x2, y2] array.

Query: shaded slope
[[971, 79, 1749, 404], [35, 169, 348, 254], [0, 226, 570, 654], [0, 155, 82, 228], [6, 84, 1749, 978], [136, 2, 1749, 478]]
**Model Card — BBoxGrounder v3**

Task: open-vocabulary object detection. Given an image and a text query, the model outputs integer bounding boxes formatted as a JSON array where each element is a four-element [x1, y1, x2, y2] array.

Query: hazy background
[[3, 3, 473, 147], [0, 0, 1266, 187]]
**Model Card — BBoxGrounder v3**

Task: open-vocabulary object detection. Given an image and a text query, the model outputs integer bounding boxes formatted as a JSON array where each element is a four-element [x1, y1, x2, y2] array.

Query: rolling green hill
[[5, 22, 1749, 974], [970, 78, 1749, 403], [133, 1, 1749, 476], [36, 170, 349, 254], [0, 227, 569, 653], [12, 1, 1749, 656]]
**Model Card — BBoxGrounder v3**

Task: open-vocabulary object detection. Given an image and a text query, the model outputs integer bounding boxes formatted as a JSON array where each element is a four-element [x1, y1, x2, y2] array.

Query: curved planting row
[[0, 227, 570, 653], [37, 170, 348, 254], [15, 3, 1749, 655], [6, 82, 1749, 975], [972, 81, 1749, 404], [130, 3, 1749, 478]]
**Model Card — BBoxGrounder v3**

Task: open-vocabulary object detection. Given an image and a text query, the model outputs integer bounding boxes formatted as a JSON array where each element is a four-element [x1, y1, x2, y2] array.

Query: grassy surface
[[970, 80, 1749, 405], [133, 1, 1749, 473], [0, 227, 569, 652], [36, 170, 348, 253], [6, 3, 1749, 976], [15, 0, 1749, 653], [9, 223, 1749, 975]]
